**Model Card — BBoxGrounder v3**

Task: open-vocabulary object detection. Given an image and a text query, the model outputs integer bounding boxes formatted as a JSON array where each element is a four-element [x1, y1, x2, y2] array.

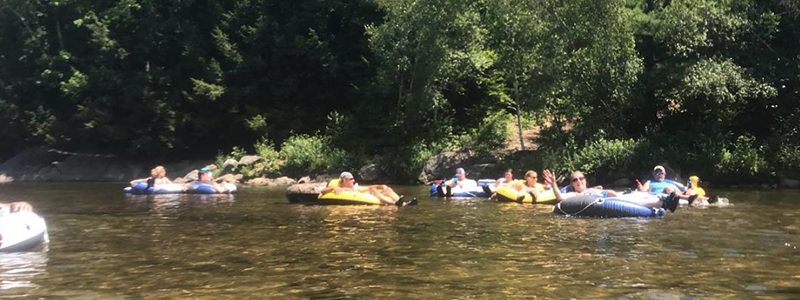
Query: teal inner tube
[[553, 195, 665, 218]]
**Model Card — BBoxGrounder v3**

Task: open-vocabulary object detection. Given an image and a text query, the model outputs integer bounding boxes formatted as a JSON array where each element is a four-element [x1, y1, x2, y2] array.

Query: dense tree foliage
[[1, 0, 798, 182]]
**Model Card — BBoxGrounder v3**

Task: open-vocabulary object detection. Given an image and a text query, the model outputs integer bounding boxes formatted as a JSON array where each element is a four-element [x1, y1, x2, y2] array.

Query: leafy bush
[[539, 138, 649, 184], [457, 111, 510, 154], [253, 138, 282, 176], [714, 135, 769, 182], [280, 134, 346, 177], [776, 144, 800, 177]]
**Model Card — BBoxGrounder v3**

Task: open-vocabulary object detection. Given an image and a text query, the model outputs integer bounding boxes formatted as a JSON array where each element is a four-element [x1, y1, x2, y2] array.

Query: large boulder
[[418, 151, 473, 184], [417, 151, 503, 184], [358, 164, 384, 182], [0, 146, 211, 183], [781, 177, 800, 189], [285, 182, 326, 203], [238, 155, 263, 166]]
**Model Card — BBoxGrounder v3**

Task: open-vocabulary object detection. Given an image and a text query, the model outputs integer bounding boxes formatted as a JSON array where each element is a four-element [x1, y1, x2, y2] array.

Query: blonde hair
[[524, 170, 537, 178]]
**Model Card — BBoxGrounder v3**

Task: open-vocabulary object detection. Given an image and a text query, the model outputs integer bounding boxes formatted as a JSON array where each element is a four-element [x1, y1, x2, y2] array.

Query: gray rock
[[184, 170, 200, 182], [781, 177, 800, 188], [314, 174, 335, 183], [285, 182, 326, 203], [358, 164, 383, 182], [222, 159, 239, 174], [0, 174, 11, 183], [297, 176, 312, 184], [238, 155, 263, 166], [272, 176, 297, 186], [246, 177, 270, 185], [0, 146, 218, 183], [418, 151, 474, 183], [0, 147, 65, 182], [217, 174, 242, 183]]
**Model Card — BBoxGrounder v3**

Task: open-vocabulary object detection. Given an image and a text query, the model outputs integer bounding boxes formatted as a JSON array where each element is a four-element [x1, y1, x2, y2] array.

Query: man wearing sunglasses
[[545, 169, 682, 212], [638, 165, 704, 205], [322, 172, 416, 206]]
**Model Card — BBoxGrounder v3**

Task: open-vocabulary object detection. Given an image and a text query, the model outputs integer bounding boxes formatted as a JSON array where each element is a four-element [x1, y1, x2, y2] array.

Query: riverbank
[[1, 146, 799, 190]]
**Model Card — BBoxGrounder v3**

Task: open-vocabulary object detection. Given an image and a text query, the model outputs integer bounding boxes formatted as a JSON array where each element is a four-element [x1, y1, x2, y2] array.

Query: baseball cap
[[455, 168, 465, 176], [340, 172, 354, 180], [653, 165, 665, 173]]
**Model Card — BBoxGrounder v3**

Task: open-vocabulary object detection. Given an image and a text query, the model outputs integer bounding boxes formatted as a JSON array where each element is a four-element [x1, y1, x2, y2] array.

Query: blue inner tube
[[124, 182, 236, 194], [553, 195, 664, 218], [429, 183, 491, 198]]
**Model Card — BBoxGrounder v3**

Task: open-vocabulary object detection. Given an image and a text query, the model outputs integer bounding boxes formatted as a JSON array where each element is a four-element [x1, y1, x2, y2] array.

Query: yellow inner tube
[[495, 185, 558, 205], [317, 190, 382, 205]]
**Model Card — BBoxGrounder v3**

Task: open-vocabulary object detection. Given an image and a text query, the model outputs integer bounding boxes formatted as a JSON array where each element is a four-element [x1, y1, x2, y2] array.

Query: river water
[[0, 183, 797, 299]]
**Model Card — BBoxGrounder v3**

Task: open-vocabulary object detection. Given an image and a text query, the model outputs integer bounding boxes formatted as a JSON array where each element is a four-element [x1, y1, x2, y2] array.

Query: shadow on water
[[0, 183, 797, 298]]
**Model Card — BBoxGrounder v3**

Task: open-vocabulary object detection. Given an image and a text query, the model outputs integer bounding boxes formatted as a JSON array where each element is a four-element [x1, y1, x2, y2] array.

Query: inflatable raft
[[124, 182, 237, 194], [429, 179, 494, 198], [553, 195, 665, 218], [494, 186, 558, 205], [430, 182, 493, 198], [0, 211, 48, 252], [316, 190, 383, 205]]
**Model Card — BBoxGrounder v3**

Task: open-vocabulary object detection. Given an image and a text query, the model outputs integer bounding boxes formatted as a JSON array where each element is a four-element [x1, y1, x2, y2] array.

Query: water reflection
[[125, 194, 236, 216], [0, 250, 48, 293]]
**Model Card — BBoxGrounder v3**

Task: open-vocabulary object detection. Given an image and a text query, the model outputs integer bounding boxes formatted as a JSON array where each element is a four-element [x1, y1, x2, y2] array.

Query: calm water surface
[[0, 183, 798, 299]]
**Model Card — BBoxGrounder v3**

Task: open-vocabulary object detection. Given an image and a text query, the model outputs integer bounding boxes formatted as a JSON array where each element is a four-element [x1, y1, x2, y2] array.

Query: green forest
[[1, 0, 799, 183]]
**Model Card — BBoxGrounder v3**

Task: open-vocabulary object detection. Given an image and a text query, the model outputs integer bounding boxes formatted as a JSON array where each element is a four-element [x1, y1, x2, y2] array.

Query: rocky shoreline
[[1, 147, 799, 189]]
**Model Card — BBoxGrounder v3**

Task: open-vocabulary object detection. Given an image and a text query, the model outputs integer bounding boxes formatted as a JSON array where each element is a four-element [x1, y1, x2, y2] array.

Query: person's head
[[504, 169, 514, 181], [455, 168, 466, 180], [153, 166, 166, 178], [570, 170, 587, 193], [339, 171, 355, 188], [524, 170, 538, 186], [149, 168, 158, 177], [653, 165, 666, 181]]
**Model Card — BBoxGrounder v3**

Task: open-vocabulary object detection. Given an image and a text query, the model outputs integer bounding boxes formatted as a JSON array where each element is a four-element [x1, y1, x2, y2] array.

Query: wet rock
[[297, 176, 312, 184], [285, 182, 326, 203]]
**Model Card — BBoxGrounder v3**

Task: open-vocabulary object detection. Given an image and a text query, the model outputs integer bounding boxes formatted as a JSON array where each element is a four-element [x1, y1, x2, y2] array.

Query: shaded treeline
[[1, 0, 799, 183]]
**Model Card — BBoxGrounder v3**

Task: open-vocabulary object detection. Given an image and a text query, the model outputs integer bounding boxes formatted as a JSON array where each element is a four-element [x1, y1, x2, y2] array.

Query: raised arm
[[543, 169, 562, 202]]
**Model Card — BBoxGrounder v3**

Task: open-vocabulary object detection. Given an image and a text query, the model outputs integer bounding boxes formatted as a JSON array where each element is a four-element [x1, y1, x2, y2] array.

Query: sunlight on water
[[0, 183, 797, 298]]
